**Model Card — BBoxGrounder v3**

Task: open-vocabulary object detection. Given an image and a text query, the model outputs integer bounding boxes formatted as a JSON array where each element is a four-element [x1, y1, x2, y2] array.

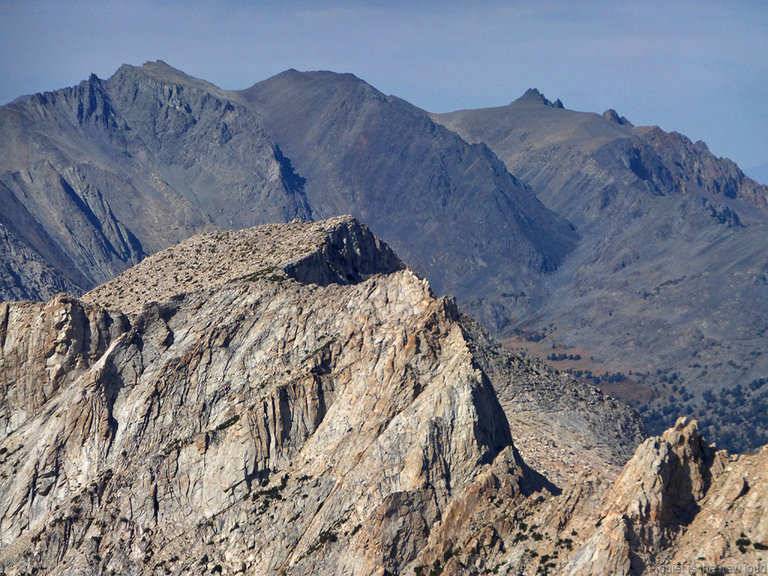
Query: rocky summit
[[0, 217, 764, 575]]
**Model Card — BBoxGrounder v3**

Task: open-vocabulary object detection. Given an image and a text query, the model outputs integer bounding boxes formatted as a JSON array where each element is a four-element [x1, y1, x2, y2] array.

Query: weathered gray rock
[[237, 71, 577, 312], [0, 61, 311, 299]]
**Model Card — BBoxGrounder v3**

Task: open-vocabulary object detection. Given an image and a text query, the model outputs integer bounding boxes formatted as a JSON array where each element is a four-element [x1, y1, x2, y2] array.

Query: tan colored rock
[[0, 218, 549, 575], [564, 418, 767, 575], [1, 217, 761, 576]]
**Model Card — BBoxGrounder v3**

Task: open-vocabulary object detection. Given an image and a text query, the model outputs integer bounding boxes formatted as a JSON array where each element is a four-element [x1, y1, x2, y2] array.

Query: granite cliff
[[0, 218, 764, 575]]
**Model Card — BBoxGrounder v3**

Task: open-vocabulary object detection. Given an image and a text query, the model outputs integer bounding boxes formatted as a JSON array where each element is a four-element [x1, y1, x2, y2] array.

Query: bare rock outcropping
[[0, 217, 632, 575], [564, 417, 767, 575], [0, 218, 763, 575]]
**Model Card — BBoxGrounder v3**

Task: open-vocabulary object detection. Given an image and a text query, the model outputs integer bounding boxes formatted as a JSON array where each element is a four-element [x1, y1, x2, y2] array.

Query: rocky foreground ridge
[[0, 217, 764, 575]]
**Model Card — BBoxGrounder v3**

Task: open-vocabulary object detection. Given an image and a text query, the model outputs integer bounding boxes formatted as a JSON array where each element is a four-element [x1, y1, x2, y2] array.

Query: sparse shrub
[[214, 414, 240, 432]]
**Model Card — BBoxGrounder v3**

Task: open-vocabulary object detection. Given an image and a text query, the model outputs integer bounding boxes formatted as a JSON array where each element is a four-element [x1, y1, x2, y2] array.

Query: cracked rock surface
[[0, 217, 763, 575]]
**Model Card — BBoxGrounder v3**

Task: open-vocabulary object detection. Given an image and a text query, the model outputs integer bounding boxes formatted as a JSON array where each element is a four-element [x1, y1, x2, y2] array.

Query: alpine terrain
[[434, 90, 768, 450], [0, 217, 765, 575], [1, 61, 767, 453]]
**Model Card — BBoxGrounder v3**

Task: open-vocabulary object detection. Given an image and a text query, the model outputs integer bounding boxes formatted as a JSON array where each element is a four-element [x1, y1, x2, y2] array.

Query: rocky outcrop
[[406, 417, 767, 576], [0, 217, 610, 576], [565, 418, 767, 575], [566, 418, 716, 574], [0, 294, 128, 438], [0, 218, 764, 575], [603, 109, 633, 126], [514, 89, 564, 109]]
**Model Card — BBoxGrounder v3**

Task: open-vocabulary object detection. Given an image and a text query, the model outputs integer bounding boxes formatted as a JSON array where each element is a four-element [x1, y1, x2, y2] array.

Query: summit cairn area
[[82, 215, 404, 314]]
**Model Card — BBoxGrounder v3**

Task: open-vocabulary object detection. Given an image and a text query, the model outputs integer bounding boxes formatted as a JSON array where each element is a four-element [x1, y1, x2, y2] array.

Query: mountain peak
[[141, 59, 180, 71], [513, 88, 563, 108], [110, 60, 224, 94], [602, 108, 633, 126], [116, 59, 185, 79], [248, 68, 373, 94], [83, 216, 405, 314]]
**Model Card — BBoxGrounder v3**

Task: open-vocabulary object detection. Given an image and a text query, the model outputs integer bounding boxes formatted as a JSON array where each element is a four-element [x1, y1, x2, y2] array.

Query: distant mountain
[[235, 70, 576, 319], [0, 62, 575, 324], [0, 62, 309, 299], [434, 91, 768, 449]]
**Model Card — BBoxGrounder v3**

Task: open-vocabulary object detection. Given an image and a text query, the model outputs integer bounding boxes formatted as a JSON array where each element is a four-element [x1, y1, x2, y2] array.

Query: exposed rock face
[[0, 294, 128, 438], [0, 218, 764, 575], [0, 220, 82, 302], [566, 418, 716, 574], [82, 215, 404, 315], [406, 417, 767, 576], [565, 418, 767, 575], [0, 217, 625, 575], [434, 92, 768, 452]]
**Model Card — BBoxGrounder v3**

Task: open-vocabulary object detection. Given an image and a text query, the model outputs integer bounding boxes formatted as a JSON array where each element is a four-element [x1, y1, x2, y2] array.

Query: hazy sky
[[1, 0, 767, 171]]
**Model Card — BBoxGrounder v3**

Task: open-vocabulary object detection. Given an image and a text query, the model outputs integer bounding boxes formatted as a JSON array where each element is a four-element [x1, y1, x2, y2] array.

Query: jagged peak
[[513, 88, 564, 108], [602, 108, 633, 126]]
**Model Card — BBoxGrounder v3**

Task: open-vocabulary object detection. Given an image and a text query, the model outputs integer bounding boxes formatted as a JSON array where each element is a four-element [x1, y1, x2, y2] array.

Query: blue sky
[[1, 0, 767, 173]]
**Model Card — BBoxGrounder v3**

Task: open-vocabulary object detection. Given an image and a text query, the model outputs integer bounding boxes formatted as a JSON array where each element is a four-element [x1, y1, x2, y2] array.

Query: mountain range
[[1, 61, 767, 451], [434, 90, 768, 448]]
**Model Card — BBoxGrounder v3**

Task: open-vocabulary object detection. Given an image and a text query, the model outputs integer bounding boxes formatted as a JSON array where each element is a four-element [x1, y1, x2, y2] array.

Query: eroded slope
[[434, 91, 768, 451]]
